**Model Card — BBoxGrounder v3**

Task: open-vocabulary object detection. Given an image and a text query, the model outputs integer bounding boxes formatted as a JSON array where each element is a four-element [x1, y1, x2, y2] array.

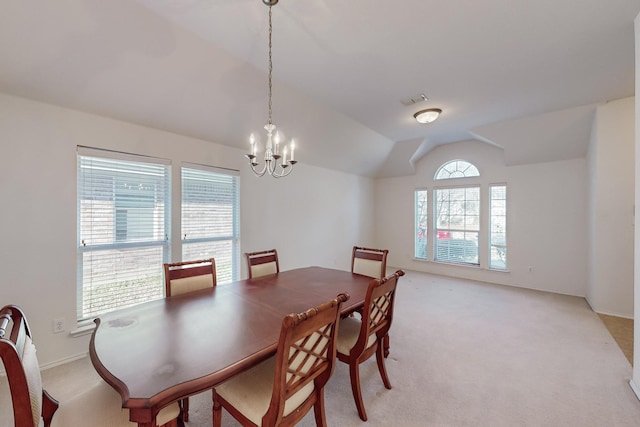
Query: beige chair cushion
[[22, 336, 43, 427], [216, 356, 314, 425], [250, 261, 278, 278], [336, 316, 377, 356], [353, 258, 382, 279], [169, 274, 214, 296], [50, 380, 180, 427]]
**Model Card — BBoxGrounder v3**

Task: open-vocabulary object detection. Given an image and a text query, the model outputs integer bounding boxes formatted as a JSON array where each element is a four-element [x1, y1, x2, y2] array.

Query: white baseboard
[[40, 352, 88, 371], [1, 352, 87, 377]]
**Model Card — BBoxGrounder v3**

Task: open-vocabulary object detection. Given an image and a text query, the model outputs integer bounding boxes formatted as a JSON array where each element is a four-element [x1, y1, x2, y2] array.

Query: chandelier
[[245, 0, 297, 178]]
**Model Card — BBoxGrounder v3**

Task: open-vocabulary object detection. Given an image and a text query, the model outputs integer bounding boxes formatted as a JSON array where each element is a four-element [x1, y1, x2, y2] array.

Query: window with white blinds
[[434, 186, 480, 265], [489, 184, 507, 270], [77, 148, 170, 321], [181, 165, 240, 284]]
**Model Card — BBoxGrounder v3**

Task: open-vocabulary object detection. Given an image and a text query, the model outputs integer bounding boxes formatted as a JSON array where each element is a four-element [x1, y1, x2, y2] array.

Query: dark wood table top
[[89, 266, 371, 426]]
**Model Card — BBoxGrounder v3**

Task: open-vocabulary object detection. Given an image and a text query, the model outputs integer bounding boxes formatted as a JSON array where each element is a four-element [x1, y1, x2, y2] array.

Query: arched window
[[434, 160, 479, 180], [413, 158, 506, 269]]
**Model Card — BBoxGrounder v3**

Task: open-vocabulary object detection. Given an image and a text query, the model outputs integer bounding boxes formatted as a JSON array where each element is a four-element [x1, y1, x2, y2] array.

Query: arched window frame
[[434, 159, 480, 180]]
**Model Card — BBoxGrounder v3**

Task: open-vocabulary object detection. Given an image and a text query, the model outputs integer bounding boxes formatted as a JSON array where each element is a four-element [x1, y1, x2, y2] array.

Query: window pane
[[435, 231, 478, 264], [490, 184, 507, 270], [415, 189, 428, 259], [79, 247, 164, 319], [78, 151, 169, 320], [434, 186, 480, 265], [182, 166, 240, 284], [183, 240, 234, 284]]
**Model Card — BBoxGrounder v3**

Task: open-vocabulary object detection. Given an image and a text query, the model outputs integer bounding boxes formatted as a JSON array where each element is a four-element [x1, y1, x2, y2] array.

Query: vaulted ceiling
[[1, 0, 638, 176]]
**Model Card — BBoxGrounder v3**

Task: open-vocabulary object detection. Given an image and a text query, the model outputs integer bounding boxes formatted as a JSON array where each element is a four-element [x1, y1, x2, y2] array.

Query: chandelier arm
[[250, 159, 269, 177]]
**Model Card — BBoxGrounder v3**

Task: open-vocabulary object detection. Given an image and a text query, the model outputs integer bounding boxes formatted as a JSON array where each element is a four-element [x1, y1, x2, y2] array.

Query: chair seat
[[336, 316, 376, 356], [216, 356, 315, 425], [50, 380, 180, 427]]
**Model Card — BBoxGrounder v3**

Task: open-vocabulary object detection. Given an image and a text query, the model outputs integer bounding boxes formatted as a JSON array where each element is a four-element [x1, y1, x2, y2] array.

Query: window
[[434, 186, 480, 265], [77, 148, 170, 320], [415, 159, 508, 268], [181, 165, 240, 284], [434, 160, 479, 180], [414, 189, 428, 259], [489, 184, 507, 270]]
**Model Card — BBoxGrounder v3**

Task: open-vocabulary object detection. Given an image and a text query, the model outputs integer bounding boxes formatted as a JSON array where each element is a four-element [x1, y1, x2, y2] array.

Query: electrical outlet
[[52, 317, 65, 334]]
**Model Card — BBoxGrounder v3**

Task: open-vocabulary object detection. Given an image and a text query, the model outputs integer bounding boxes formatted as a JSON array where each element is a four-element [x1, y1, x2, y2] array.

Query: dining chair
[[0, 304, 180, 427], [335, 270, 404, 421], [164, 257, 217, 297], [245, 249, 280, 279], [351, 246, 388, 279], [212, 292, 350, 427], [350, 246, 391, 355], [163, 257, 216, 421]]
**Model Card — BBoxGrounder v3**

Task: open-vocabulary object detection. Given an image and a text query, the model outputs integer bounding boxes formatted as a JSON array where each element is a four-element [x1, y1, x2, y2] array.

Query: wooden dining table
[[89, 266, 373, 426]]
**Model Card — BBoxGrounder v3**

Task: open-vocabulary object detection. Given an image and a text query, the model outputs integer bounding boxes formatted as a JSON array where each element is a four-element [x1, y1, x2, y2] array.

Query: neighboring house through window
[[77, 148, 170, 321], [181, 164, 240, 284]]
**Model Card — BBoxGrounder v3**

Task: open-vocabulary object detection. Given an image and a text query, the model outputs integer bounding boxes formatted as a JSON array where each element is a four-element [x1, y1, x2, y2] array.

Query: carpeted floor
[[2, 270, 640, 426]]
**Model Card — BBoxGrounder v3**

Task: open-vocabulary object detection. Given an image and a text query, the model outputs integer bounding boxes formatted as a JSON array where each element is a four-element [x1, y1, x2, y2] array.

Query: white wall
[[375, 139, 589, 296], [0, 92, 375, 366], [586, 97, 635, 318]]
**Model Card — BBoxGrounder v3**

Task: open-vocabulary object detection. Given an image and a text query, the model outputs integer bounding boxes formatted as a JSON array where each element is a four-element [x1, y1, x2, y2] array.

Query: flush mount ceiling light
[[414, 108, 442, 124]]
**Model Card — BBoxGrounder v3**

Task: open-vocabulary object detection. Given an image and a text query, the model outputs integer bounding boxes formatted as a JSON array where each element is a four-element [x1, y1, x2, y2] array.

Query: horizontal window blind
[[435, 186, 480, 265], [182, 165, 240, 284], [77, 151, 170, 320]]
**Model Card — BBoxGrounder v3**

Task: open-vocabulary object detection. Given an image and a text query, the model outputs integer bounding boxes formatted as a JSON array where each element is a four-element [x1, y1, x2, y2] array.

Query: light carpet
[[2, 270, 640, 426]]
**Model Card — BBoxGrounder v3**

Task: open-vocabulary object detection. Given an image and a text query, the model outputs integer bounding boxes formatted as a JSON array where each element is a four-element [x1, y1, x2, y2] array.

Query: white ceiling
[[1, 0, 638, 176]]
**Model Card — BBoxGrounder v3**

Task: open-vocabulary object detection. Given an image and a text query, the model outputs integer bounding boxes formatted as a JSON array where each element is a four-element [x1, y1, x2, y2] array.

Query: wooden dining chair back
[[0, 305, 179, 427], [163, 258, 216, 421], [245, 249, 280, 279], [164, 258, 216, 297], [213, 293, 350, 427], [336, 270, 404, 421], [351, 246, 388, 279]]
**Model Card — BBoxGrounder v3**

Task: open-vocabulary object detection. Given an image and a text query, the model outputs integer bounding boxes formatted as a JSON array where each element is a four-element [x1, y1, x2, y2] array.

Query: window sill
[[70, 321, 96, 338], [412, 258, 509, 273]]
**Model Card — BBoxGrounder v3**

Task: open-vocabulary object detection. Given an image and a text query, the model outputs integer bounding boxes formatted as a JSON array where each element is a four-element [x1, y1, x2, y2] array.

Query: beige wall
[[0, 92, 375, 366], [375, 139, 589, 297], [587, 97, 635, 318]]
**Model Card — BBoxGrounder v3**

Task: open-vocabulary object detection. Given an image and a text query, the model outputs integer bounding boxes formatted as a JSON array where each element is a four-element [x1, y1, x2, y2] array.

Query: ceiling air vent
[[401, 93, 429, 106]]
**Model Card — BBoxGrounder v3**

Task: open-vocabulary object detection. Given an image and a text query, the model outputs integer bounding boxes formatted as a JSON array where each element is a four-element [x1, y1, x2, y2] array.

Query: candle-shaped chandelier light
[[245, 0, 297, 178]]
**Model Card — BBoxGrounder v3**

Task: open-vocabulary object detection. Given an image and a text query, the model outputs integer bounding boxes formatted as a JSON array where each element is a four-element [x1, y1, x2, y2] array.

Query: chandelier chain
[[267, 6, 273, 126]]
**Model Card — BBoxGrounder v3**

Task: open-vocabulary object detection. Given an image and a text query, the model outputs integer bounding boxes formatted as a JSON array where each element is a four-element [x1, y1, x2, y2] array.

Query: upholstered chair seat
[[215, 357, 315, 425], [213, 293, 349, 427], [335, 317, 377, 356], [50, 380, 180, 427]]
